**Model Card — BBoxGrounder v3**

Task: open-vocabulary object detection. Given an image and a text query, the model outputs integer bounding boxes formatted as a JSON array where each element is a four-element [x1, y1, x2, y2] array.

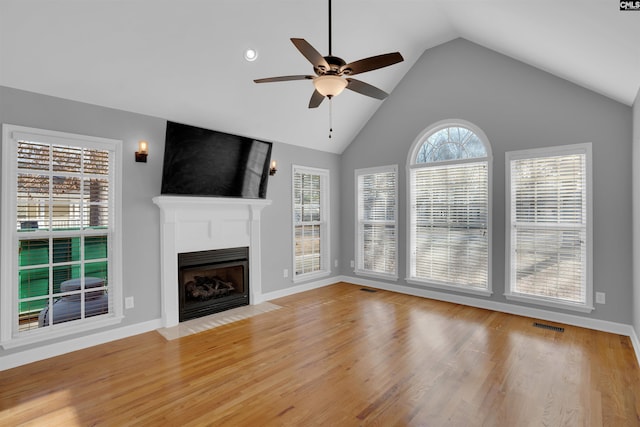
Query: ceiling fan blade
[[291, 38, 330, 70], [308, 90, 325, 108], [341, 52, 404, 76], [254, 75, 314, 83], [346, 78, 389, 100]]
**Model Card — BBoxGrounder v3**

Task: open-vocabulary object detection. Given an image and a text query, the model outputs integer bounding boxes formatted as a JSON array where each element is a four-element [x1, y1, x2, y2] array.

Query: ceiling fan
[[253, 0, 404, 109]]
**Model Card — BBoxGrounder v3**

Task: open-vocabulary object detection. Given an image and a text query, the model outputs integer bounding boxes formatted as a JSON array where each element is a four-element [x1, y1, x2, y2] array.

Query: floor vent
[[360, 288, 377, 293], [533, 322, 564, 332]]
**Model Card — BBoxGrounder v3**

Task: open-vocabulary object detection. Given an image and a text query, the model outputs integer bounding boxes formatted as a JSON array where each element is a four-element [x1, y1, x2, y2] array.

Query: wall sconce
[[135, 140, 148, 163], [269, 160, 277, 176]]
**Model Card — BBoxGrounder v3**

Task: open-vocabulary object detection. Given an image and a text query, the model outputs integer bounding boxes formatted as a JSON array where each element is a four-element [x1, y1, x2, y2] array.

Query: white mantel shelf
[[153, 195, 272, 328]]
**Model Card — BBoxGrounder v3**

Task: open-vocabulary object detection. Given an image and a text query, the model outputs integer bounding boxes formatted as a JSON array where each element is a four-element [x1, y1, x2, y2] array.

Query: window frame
[[504, 143, 594, 313], [354, 164, 398, 280], [1, 125, 123, 348], [291, 165, 330, 282], [406, 119, 493, 296]]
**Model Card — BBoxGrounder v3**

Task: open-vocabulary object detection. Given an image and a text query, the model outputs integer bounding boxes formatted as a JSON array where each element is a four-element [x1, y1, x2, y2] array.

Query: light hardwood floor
[[1, 282, 639, 426]]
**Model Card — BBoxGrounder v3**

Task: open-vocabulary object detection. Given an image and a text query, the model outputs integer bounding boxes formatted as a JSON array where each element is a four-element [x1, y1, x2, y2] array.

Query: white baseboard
[[631, 327, 640, 369], [343, 275, 634, 335], [1, 318, 163, 371], [261, 275, 339, 301], [4, 276, 639, 372]]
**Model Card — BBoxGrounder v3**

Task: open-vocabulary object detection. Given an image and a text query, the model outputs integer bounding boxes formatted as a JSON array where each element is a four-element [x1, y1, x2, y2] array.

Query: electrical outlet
[[350, 260, 355, 268], [334, 259, 338, 268], [283, 269, 289, 278], [595, 292, 605, 304], [125, 296, 134, 309]]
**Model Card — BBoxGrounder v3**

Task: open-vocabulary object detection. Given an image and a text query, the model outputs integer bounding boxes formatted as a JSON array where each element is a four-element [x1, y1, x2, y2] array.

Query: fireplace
[[153, 196, 271, 328], [178, 247, 249, 321]]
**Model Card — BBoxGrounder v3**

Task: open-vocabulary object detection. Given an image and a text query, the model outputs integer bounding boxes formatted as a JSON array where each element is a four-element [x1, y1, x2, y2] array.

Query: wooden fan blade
[[291, 38, 330, 70], [341, 52, 404, 76], [346, 78, 389, 100], [254, 75, 314, 83], [308, 90, 325, 108]]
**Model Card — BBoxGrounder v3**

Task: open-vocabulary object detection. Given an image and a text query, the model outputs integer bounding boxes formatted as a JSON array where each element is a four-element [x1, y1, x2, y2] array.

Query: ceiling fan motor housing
[[315, 56, 350, 76]]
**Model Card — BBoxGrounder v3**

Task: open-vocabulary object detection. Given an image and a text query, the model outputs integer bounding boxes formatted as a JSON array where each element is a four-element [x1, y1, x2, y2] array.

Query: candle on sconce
[[138, 140, 148, 155], [269, 160, 278, 176], [135, 140, 149, 162]]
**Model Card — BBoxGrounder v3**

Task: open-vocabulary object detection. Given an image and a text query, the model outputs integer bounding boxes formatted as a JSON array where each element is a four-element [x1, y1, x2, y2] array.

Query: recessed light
[[244, 48, 258, 62]]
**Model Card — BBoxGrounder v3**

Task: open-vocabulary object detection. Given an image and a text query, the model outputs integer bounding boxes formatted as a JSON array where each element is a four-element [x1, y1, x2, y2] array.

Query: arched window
[[407, 120, 492, 294]]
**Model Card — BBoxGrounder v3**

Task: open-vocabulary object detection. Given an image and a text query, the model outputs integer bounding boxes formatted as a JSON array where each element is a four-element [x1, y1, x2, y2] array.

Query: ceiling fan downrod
[[328, 0, 332, 56]]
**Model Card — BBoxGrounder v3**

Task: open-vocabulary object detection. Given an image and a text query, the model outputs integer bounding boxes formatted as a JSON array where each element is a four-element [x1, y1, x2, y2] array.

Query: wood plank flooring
[[1, 282, 639, 426]]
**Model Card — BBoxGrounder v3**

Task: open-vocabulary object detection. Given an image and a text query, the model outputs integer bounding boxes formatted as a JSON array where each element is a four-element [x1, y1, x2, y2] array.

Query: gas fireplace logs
[[185, 276, 234, 300]]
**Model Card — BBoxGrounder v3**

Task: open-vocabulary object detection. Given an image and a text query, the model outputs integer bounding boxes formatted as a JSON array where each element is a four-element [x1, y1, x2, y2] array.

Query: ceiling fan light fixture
[[313, 75, 347, 97]]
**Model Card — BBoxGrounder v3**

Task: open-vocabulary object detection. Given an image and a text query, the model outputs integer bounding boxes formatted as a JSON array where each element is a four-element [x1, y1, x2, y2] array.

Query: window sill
[[292, 270, 331, 284], [355, 270, 398, 282], [406, 278, 493, 297], [1, 314, 124, 349], [504, 293, 594, 313]]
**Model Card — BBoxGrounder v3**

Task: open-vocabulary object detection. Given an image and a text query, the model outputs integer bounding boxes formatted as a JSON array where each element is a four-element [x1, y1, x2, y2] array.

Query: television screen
[[161, 121, 272, 198]]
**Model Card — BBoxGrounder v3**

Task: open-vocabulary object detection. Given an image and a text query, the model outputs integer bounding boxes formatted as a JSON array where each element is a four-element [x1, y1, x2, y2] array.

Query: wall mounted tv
[[161, 121, 272, 199]]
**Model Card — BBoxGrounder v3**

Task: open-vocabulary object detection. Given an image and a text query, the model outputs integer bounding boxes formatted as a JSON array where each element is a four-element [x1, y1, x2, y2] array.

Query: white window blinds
[[293, 166, 329, 279], [507, 145, 591, 309], [356, 166, 397, 278], [410, 161, 489, 290]]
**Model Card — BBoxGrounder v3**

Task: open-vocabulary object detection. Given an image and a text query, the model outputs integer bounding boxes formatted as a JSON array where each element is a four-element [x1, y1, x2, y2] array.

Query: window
[[407, 120, 492, 295], [1, 125, 123, 347], [505, 143, 593, 312], [292, 165, 330, 281], [355, 165, 398, 279]]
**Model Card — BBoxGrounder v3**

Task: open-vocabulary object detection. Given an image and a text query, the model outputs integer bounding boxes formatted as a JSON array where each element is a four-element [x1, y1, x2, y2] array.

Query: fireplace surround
[[153, 196, 271, 328]]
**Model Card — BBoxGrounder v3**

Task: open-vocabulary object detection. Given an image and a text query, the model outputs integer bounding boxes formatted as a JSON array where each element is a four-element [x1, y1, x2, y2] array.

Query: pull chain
[[329, 97, 333, 139]]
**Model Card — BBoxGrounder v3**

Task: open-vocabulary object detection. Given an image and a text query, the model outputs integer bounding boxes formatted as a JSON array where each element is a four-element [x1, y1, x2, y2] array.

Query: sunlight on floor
[[2, 389, 82, 426]]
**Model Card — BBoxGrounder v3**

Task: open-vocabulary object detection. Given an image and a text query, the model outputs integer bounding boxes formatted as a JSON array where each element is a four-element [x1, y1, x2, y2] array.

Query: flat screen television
[[161, 121, 272, 198]]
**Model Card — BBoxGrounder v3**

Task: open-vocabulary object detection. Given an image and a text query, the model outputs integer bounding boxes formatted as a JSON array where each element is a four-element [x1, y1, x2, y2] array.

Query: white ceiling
[[1, 0, 638, 154]]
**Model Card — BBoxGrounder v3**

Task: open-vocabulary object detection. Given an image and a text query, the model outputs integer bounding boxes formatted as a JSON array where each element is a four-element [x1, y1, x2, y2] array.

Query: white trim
[[291, 270, 331, 284], [1, 315, 124, 349], [505, 142, 593, 313], [355, 270, 398, 281], [406, 278, 492, 297], [630, 327, 640, 369], [2, 279, 637, 371], [505, 292, 594, 313], [292, 165, 330, 279], [0, 318, 163, 371], [354, 164, 398, 279], [1, 124, 123, 347], [342, 276, 634, 336], [262, 275, 339, 301]]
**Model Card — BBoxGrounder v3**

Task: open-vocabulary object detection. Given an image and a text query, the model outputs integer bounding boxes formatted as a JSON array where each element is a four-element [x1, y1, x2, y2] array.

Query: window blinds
[[356, 167, 397, 276], [510, 153, 587, 304], [293, 171, 323, 276], [410, 161, 489, 290]]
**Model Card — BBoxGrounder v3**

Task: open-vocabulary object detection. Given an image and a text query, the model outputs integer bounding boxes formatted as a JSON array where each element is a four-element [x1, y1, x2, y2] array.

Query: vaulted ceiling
[[1, 1, 638, 154]]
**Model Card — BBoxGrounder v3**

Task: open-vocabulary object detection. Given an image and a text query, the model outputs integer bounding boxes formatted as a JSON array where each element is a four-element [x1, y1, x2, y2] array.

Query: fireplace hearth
[[178, 247, 249, 322]]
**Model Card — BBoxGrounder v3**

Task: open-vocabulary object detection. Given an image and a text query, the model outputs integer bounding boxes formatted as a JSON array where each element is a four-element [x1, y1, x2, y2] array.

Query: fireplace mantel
[[153, 195, 272, 327]]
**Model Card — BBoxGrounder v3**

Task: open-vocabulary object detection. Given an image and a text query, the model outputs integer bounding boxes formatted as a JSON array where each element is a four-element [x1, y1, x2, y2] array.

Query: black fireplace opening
[[178, 247, 249, 322]]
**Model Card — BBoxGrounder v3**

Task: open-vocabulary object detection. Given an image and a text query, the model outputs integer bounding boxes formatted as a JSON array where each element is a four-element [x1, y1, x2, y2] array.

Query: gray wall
[[340, 39, 633, 324], [260, 139, 342, 293], [633, 88, 640, 336], [0, 85, 341, 358]]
